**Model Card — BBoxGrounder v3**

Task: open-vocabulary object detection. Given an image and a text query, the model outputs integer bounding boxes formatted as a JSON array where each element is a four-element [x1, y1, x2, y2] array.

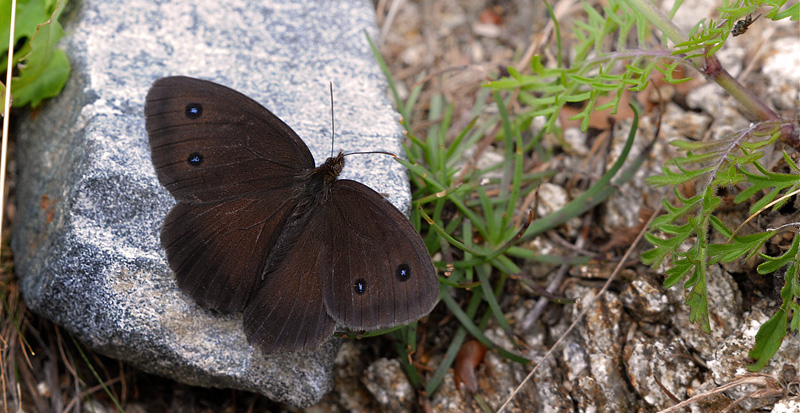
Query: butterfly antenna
[[327, 83, 397, 161], [329, 82, 335, 158]]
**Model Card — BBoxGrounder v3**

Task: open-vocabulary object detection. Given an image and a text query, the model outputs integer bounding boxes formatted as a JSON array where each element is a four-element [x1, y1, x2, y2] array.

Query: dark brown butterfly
[[144, 76, 438, 354]]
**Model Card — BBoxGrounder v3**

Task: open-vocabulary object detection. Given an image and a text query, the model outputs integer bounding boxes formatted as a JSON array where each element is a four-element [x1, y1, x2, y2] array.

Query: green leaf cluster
[[643, 120, 799, 371], [486, 0, 796, 136], [487, 0, 689, 134], [371, 42, 541, 394], [1, 0, 70, 111], [676, 0, 798, 58]]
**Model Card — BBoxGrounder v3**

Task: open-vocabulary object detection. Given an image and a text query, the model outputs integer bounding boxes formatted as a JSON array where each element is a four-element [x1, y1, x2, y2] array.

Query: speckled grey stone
[[12, 0, 408, 408]]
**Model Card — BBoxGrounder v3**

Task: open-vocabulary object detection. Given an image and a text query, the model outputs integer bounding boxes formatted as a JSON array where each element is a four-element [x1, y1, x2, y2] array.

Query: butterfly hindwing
[[243, 216, 336, 353], [321, 180, 438, 330], [161, 196, 296, 313]]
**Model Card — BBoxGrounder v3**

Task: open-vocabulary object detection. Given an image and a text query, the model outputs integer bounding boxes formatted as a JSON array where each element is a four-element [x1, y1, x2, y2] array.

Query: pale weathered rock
[[707, 308, 799, 411], [620, 276, 670, 323], [623, 331, 701, 409], [362, 358, 415, 412], [667, 265, 743, 360], [560, 285, 637, 412]]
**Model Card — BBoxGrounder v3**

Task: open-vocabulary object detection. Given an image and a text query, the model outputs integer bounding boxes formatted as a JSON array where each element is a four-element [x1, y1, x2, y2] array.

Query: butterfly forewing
[[321, 180, 438, 330], [145, 76, 314, 203]]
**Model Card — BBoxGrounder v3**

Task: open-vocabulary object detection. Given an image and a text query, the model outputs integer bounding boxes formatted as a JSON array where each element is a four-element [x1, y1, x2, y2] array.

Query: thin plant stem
[[1, 0, 16, 262]]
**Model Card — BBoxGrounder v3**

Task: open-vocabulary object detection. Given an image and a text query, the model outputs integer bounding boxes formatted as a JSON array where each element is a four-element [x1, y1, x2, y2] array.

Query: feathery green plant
[[489, 0, 798, 371]]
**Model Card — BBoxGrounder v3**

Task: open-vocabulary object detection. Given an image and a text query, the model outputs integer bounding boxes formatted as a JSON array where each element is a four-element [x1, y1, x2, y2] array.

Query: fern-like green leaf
[[747, 309, 787, 371]]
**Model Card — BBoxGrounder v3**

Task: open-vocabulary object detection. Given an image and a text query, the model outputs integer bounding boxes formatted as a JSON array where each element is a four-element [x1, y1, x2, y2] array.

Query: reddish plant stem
[[700, 53, 779, 122]]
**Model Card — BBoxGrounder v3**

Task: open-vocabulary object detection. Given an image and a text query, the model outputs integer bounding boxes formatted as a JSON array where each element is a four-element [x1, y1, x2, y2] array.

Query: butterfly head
[[315, 151, 345, 182]]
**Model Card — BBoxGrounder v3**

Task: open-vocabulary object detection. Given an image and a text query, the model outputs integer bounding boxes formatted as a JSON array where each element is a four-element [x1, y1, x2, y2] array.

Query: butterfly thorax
[[305, 151, 345, 203]]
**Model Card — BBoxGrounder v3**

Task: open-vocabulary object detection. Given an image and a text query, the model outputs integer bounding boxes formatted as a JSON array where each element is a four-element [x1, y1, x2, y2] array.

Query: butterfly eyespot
[[187, 152, 203, 166], [354, 279, 367, 295], [185, 103, 203, 119], [396, 263, 411, 282]]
